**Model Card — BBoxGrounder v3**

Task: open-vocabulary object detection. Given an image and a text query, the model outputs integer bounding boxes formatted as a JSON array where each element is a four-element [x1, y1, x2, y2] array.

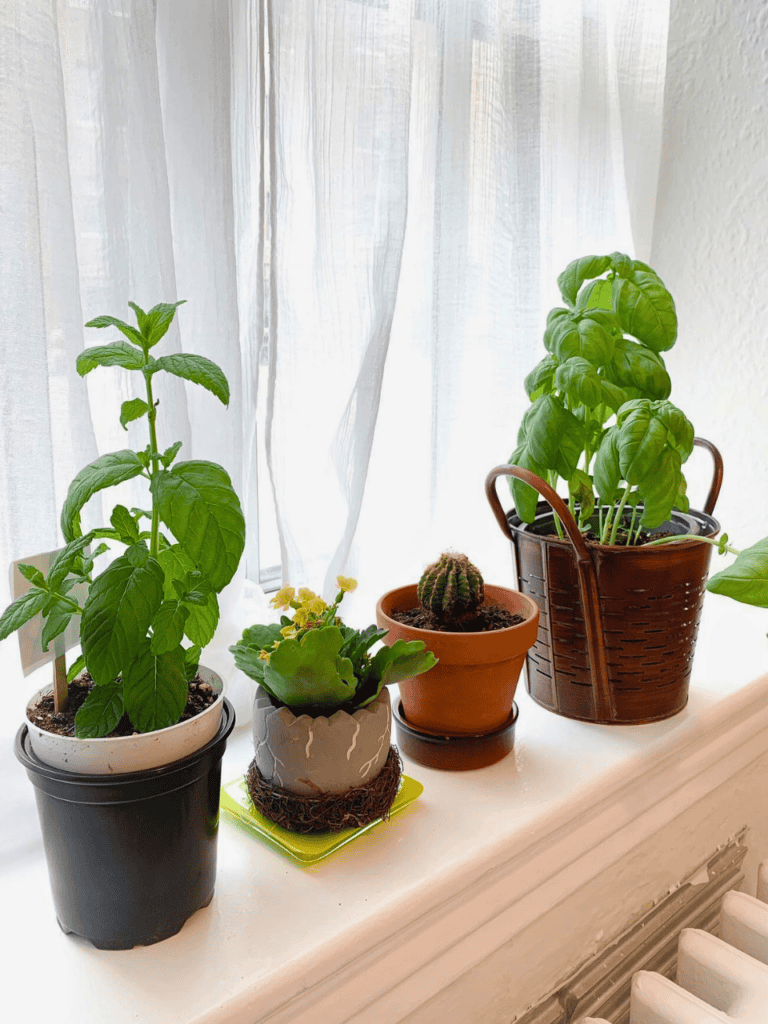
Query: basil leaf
[[151, 461, 245, 592], [553, 357, 604, 409], [74, 681, 125, 739], [593, 429, 622, 505], [151, 353, 230, 406], [156, 544, 220, 646], [61, 450, 145, 542], [123, 644, 188, 732], [575, 278, 613, 310], [557, 255, 611, 307], [544, 310, 616, 366], [706, 539, 768, 608], [0, 588, 48, 642], [507, 444, 547, 524], [150, 601, 189, 655], [611, 271, 677, 353], [120, 398, 149, 430], [607, 338, 671, 400], [80, 551, 164, 685], [83, 315, 145, 349], [637, 447, 683, 528], [518, 395, 584, 480], [524, 355, 559, 399], [614, 404, 670, 485], [143, 300, 186, 348]]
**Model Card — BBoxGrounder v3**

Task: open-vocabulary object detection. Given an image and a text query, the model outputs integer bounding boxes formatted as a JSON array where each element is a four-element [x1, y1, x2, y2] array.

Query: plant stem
[[628, 501, 639, 546], [642, 534, 740, 554], [608, 484, 632, 545], [549, 472, 564, 539], [143, 362, 160, 559]]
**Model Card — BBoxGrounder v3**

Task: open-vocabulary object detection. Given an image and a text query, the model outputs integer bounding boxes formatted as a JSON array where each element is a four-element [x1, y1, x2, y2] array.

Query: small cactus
[[417, 552, 484, 624]]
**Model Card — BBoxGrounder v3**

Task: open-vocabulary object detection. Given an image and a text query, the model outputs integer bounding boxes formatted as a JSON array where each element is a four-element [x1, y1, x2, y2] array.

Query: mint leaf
[[143, 301, 186, 348], [48, 535, 93, 589], [41, 602, 75, 652], [74, 681, 125, 739], [77, 341, 145, 375], [84, 315, 145, 349], [61, 450, 145, 542], [120, 398, 149, 430], [80, 552, 164, 685], [123, 644, 188, 732], [66, 653, 87, 684], [127, 301, 149, 337], [151, 462, 245, 592], [0, 588, 48, 642], [110, 505, 140, 544], [156, 544, 220, 646], [150, 601, 189, 655], [17, 563, 48, 589], [151, 354, 229, 406], [184, 645, 202, 683], [161, 441, 182, 468]]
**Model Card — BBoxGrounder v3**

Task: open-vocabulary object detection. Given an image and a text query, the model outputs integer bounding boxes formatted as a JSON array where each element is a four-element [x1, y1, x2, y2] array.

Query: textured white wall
[[651, 0, 768, 550]]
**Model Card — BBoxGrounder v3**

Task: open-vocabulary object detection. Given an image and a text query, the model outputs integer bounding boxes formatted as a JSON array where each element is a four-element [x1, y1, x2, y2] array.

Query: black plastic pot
[[15, 698, 235, 950]]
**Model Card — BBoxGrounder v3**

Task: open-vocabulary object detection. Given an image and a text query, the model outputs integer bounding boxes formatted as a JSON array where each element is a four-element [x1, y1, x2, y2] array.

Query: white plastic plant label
[[10, 550, 88, 677]]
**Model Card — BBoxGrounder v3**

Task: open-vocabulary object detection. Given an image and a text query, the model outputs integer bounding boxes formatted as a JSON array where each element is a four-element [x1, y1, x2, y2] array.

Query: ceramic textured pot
[[15, 698, 236, 950], [25, 666, 225, 773], [252, 684, 392, 795], [375, 584, 540, 735]]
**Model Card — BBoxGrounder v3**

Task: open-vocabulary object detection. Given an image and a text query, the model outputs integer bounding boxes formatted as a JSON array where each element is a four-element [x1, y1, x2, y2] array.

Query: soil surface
[[545, 528, 678, 547], [389, 604, 523, 633], [27, 673, 217, 738]]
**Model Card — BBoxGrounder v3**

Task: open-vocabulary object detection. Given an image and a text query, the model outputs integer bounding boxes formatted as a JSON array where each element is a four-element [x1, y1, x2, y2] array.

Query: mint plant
[[510, 252, 695, 544], [0, 301, 245, 737], [231, 578, 437, 712]]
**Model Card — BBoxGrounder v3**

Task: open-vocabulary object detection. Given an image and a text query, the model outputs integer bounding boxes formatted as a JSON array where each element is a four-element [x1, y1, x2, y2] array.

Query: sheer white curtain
[[241, 0, 671, 622]]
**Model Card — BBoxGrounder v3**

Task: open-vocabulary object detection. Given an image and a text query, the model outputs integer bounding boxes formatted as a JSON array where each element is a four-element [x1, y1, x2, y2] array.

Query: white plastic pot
[[25, 666, 224, 774]]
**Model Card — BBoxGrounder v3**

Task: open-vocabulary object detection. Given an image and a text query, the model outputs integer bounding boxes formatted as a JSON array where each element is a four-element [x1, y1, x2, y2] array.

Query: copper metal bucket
[[485, 438, 723, 725]]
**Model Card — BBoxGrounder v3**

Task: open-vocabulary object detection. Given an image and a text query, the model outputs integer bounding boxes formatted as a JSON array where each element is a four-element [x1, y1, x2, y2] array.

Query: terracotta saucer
[[392, 699, 518, 771]]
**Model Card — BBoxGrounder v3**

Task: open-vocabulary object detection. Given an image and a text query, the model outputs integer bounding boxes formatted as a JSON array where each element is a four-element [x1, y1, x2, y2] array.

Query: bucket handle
[[483, 437, 723, 723], [484, 464, 615, 721]]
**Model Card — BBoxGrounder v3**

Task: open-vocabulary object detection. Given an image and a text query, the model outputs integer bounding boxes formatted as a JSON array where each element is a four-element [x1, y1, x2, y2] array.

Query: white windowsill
[[5, 596, 768, 1024]]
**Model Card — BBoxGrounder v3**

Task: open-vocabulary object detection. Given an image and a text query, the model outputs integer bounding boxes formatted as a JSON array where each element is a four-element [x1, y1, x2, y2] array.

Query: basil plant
[[231, 579, 437, 713], [0, 301, 245, 737], [510, 252, 696, 545]]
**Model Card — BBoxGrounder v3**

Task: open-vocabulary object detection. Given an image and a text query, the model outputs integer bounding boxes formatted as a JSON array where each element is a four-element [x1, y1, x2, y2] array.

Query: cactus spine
[[417, 552, 484, 624]]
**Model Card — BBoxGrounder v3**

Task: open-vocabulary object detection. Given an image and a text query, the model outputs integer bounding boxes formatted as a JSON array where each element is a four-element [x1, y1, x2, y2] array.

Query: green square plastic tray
[[220, 772, 423, 864]]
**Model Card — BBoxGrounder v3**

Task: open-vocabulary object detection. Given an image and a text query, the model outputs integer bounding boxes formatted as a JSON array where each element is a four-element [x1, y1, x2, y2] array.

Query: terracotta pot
[[252, 685, 392, 795], [375, 584, 540, 735]]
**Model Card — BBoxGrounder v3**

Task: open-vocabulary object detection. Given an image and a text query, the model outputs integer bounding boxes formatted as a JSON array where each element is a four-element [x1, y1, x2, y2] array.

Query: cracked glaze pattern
[[251, 685, 392, 795]]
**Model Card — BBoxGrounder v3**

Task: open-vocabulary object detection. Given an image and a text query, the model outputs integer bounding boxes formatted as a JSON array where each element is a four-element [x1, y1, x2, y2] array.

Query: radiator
[[582, 861, 768, 1024]]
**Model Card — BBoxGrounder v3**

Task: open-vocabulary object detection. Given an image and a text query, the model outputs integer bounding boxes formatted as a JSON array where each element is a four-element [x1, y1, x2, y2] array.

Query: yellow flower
[[297, 587, 317, 603], [270, 586, 295, 610], [336, 576, 358, 594], [308, 597, 328, 617], [258, 649, 272, 664], [280, 625, 298, 640], [293, 607, 310, 627]]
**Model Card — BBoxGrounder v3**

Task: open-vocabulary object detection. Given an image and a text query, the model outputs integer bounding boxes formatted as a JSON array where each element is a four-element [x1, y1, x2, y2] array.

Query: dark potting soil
[[389, 604, 523, 633], [27, 673, 217, 738], [545, 528, 677, 547]]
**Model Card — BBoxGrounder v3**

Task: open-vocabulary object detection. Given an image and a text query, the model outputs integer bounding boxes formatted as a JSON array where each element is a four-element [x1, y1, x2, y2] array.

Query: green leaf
[[184, 645, 202, 683], [150, 601, 189, 655], [66, 653, 87, 684], [120, 398, 149, 430], [17, 563, 48, 589], [524, 356, 559, 400], [507, 444, 547, 524], [706, 539, 768, 608], [84, 315, 145, 349], [239, 623, 284, 650], [127, 301, 149, 337], [123, 644, 189, 732], [607, 338, 671, 400], [156, 545, 220, 646], [151, 461, 245, 592], [576, 278, 613, 311], [74, 681, 125, 739], [261, 626, 356, 708], [229, 642, 266, 683], [41, 602, 75, 652], [0, 589, 48, 642], [544, 310, 616, 367], [654, 400, 695, 460], [557, 255, 611, 307], [151, 354, 230, 406], [110, 505, 140, 544], [568, 468, 595, 523], [77, 342, 146, 376], [612, 271, 677, 353], [553, 357, 604, 409], [48, 535, 94, 590], [161, 441, 183, 468], [518, 395, 585, 480], [638, 447, 684, 528], [593, 429, 622, 505], [366, 638, 437, 692], [61, 450, 145, 542], [80, 551, 164, 685], [143, 300, 187, 348]]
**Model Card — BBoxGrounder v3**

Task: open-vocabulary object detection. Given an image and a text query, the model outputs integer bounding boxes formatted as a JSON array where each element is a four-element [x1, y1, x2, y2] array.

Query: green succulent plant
[[417, 552, 484, 625]]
